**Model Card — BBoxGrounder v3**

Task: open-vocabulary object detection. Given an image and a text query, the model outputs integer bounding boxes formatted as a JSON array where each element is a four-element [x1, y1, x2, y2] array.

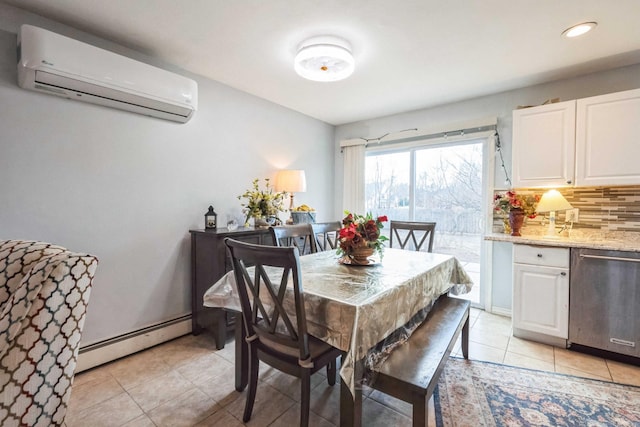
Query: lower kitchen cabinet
[[512, 244, 570, 347]]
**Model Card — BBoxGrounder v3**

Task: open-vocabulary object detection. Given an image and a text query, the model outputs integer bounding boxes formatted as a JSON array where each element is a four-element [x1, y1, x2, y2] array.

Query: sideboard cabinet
[[190, 227, 273, 349]]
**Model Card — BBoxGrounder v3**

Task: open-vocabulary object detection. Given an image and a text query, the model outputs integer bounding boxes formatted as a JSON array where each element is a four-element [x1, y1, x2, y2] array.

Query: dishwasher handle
[[579, 254, 640, 263]]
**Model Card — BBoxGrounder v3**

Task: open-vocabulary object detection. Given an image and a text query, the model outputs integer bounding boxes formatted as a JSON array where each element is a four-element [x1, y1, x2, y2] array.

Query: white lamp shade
[[535, 189, 573, 213], [275, 170, 307, 193]]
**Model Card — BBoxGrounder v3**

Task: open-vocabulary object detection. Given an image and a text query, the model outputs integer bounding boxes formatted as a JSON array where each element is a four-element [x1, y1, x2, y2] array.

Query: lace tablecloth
[[204, 248, 473, 394]]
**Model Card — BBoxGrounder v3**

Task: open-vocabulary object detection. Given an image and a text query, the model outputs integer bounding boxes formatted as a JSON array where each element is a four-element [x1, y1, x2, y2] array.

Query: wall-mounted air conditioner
[[17, 25, 198, 123]]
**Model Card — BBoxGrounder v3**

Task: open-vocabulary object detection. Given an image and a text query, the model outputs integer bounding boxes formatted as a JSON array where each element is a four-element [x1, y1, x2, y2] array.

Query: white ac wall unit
[[17, 25, 197, 123]]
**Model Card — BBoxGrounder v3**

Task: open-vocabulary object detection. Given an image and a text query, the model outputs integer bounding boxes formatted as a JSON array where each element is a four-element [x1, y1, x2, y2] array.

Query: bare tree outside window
[[365, 151, 410, 220], [365, 142, 482, 263]]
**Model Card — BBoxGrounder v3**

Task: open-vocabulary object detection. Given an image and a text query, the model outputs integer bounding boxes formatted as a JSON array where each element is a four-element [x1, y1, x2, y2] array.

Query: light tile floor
[[65, 309, 640, 426]]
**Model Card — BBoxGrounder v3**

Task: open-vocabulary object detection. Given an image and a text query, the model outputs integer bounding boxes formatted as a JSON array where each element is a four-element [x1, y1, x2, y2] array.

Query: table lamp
[[535, 189, 573, 238], [275, 169, 307, 215]]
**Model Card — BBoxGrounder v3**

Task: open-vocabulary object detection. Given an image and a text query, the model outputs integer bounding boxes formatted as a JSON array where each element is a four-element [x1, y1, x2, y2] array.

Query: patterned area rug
[[434, 358, 640, 426]]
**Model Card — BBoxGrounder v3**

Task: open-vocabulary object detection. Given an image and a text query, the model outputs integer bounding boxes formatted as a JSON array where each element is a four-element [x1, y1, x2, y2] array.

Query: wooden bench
[[368, 295, 470, 427]]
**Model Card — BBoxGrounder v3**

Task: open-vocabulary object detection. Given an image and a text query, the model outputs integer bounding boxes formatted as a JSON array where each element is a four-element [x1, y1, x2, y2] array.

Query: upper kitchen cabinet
[[512, 100, 576, 188], [512, 88, 640, 188], [575, 88, 640, 187]]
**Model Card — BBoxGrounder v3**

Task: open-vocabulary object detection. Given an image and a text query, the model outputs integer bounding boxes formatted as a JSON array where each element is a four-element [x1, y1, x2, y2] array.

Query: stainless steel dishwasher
[[569, 248, 640, 360]]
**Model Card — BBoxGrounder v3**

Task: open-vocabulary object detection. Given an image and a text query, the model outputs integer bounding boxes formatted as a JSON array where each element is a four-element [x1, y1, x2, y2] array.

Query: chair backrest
[[389, 220, 436, 252], [0, 239, 98, 426], [224, 238, 312, 362], [0, 240, 67, 305], [311, 221, 342, 251], [270, 224, 317, 254]]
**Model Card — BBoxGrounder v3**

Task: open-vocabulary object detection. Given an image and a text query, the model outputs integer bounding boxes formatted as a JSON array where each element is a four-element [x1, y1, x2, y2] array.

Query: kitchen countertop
[[485, 230, 640, 252]]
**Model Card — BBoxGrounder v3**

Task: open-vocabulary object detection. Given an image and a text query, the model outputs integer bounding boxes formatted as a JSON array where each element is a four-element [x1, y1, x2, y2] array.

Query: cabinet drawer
[[513, 244, 569, 268]]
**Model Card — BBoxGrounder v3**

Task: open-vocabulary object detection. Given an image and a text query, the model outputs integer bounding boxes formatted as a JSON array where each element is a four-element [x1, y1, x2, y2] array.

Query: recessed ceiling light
[[562, 22, 597, 38], [294, 36, 354, 82]]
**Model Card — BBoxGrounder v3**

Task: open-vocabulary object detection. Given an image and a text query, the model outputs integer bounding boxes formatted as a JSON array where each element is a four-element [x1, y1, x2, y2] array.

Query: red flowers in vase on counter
[[493, 190, 540, 236], [337, 211, 388, 261], [493, 190, 540, 219]]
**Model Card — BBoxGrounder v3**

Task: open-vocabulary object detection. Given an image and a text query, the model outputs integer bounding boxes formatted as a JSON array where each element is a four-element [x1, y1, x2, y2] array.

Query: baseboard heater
[[76, 314, 192, 373]]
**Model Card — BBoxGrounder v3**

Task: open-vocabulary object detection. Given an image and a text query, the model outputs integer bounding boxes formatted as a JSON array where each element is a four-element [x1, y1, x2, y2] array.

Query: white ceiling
[[4, 0, 640, 125]]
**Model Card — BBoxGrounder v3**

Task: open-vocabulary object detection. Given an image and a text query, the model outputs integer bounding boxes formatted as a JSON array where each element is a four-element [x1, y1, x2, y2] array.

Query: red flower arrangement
[[493, 190, 540, 219], [337, 211, 389, 260]]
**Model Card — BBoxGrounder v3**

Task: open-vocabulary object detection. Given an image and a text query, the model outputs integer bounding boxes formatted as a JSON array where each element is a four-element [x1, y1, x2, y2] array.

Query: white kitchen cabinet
[[512, 245, 569, 346], [512, 100, 576, 188], [512, 88, 640, 188], [575, 88, 640, 186]]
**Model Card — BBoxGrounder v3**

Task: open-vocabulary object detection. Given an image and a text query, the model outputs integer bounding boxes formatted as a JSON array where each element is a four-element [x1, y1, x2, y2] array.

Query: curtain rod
[[340, 118, 498, 148], [363, 124, 497, 148]]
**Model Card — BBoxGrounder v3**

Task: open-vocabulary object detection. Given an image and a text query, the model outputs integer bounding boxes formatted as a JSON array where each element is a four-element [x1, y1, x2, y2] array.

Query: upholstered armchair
[[0, 240, 98, 426]]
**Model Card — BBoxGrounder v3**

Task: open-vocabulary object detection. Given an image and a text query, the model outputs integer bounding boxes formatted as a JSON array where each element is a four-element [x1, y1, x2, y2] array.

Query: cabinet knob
[[560, 272, 567, 276], [566, 180, 572, 184], [537, 254, 543, 257]]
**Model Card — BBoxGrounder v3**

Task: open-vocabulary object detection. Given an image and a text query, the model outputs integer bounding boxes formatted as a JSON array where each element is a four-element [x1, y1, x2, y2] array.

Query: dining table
[[203, 247, 473, 426]]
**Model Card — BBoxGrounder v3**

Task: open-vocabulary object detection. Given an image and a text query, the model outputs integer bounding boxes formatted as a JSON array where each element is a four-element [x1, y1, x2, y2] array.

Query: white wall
[[490, 241, 513, 313], [0, 4, 335, 345]]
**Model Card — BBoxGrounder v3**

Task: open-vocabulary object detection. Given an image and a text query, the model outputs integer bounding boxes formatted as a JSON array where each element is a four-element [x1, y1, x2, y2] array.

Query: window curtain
[[341, 142, 366, 213]]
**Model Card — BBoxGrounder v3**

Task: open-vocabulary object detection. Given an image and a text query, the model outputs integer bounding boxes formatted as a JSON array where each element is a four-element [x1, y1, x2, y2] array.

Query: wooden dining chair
[[270, 224, 318, 254], [311, 221, 342, 251], [389, 220, 436, 252], [224, 238, 342, 427]]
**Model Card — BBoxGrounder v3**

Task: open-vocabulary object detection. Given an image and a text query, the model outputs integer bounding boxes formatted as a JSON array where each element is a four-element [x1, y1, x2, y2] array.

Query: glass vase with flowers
[[238, 178, 286, 227], [337, 212, 388, 265], [493, 190, 540, 236]]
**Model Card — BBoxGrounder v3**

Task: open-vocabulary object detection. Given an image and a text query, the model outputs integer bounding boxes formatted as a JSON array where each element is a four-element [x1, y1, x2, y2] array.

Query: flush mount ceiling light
[[294, 36, 354, 82], [562, 21, 597, 38]]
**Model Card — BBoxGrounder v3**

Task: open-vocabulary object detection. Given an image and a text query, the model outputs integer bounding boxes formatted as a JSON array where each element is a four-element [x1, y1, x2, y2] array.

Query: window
[[365, 151, 410, 220], [365, 138, 487, 306]]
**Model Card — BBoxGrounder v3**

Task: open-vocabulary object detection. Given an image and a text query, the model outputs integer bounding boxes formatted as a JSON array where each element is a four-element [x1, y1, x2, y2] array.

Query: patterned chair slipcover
[[0, 240, 98, 427]]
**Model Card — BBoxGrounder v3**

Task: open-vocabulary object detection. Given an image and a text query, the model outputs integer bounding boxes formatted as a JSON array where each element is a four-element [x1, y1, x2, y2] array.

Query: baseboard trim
[[76, 315, 192, 373], [489, 306, 512, 317], [513, 327, 567, 348]]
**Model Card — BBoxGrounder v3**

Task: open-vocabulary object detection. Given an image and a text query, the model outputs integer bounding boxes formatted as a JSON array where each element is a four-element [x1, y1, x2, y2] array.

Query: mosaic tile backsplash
[[494, 185, 640, 232]]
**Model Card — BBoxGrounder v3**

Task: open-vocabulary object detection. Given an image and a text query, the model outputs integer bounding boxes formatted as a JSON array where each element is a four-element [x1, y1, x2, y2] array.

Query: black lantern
[[205, 206, 217, 229]]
